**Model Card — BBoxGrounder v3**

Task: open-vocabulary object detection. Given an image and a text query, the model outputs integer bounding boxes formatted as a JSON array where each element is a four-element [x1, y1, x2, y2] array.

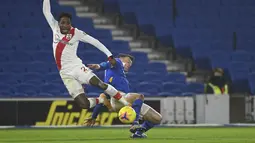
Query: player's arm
[[88, 58, 122, 70], [87, 61, 111, 71], [77, 30, 117, 66], [84, 104, 104, 126], [42, 0, 57, 30], [92, 104, 104, 119]]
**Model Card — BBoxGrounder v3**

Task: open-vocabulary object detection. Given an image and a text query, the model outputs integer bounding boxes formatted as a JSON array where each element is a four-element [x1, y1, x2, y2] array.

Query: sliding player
[[42, 0, 130, 109], [86, 54, 162, 138]]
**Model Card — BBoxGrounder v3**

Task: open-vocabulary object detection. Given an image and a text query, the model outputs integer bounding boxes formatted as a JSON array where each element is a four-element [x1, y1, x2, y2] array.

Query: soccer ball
[[118, 106, 136, 124]]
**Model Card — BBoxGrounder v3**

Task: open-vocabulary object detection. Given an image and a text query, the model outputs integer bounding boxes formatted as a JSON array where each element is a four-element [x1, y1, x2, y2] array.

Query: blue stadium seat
[[0, 73, 20, 84], [146, 62, 167, 73], [181, 92, 196, 96], [164, 73, 186, 83], [129, 63, 147, 73], [162, 82, 186, 95], [38, 92, 54, 97], [230, 51, 253, 62], [40, 83, 65, 95], [26, 62, 51, 73], [0, 83, 13, 92], [32, 51, 54, 62], [158, 92, 176, 97], [185, 83, 204, 93], [209, 51, 231, 69], [228, 62, 250, 92], [141, 72, 165, 82], [2, 62, 27, 73], [136, 82, 161, 95], [8, 51, 33, 62], [21, 72, 44, 83], [249, 63, 255, 73], [15, 84, 39, 96], [129, 51, 148, 63], [248, 73, 255, 94], [103, 0, 119, 13]]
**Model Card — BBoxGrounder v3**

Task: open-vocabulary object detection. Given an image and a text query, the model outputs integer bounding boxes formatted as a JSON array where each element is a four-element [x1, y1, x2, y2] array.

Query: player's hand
[[84, 118, 96, 127], [108, 56, 116, 66], [87, 64, 100, 70]]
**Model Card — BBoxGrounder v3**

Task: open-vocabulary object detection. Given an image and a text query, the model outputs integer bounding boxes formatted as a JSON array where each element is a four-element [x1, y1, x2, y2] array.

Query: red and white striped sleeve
[[42, 0, 57, 30]]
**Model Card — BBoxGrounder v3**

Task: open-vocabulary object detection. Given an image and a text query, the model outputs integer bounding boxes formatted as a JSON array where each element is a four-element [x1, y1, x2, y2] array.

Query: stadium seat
[[15, 84, 39, 96], [162, 82, 186, 95], [228, 62, 250, 92], [230, 51, 253, 62], [38, 92, 54, 97], [248, 73, 255, 95], [136, 82, 162, 95], [129, 51, 148, 63], [140, 72, 165, 82], [40, 83, 65, 95], [185, 83, 204, 93], [26, 62, 51, 73], [181, 92, 196, 96], [164, 73, 186, 83], [21, 72, 44, 82], [158, 92, 176, 97], [146, 62, 167, 73], [209, 51, 231, 69]]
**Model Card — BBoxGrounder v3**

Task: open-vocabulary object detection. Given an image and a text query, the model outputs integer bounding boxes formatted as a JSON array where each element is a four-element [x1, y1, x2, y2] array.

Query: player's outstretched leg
[[131, 103, 162, 138], [89, 76, 130, 106]]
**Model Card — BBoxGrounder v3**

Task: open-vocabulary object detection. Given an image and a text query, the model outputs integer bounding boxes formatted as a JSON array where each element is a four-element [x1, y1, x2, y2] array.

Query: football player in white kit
[[42, 0, 130, 109]]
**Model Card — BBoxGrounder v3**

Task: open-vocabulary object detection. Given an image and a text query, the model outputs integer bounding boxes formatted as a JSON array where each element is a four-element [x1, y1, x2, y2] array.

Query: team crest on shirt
[[66, 34, 73, 40]]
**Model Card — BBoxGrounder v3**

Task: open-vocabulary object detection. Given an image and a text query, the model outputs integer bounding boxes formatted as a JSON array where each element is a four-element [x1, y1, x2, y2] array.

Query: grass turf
[[0, 127, 255, 143]]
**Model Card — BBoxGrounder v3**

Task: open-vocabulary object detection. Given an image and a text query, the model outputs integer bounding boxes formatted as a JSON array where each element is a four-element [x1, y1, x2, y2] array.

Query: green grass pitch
[[0, 127, 255, 143]]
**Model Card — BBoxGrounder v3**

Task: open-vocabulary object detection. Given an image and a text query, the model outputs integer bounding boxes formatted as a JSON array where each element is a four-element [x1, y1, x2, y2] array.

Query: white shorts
[[60, 65, 96, 98], [111, 93, 150, 119]]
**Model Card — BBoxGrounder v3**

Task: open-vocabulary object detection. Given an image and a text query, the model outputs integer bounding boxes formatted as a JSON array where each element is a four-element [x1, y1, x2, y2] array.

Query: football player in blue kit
[[85, 53, 162, 138]]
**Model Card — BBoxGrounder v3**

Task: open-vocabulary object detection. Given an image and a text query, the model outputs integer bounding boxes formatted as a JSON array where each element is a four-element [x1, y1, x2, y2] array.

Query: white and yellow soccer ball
[[118, 106, 136, 124]]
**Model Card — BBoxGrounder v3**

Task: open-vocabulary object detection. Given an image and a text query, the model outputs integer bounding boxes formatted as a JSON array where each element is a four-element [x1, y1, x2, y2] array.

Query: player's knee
[[134, 94, 144, 101], [79, 100, 90, 109], [154, 114, 162, 124], [74, 94, 90, 109], [99, 93, 106, 98], [89, 76, 108, 90], [138, 94, 144, 100]]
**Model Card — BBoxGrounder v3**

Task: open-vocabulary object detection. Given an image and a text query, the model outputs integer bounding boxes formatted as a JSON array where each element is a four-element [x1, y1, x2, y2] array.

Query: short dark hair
[[58, 12, 72, 21], [118, 53, 135, 62]]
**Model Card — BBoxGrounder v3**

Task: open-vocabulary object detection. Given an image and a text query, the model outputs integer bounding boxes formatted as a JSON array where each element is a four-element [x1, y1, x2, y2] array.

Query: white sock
[[98, 96, 104, 104], [88, 98, 97, 108], [118, 96, 129, 106], [104, 84, 118, 97], [104, 84, 129, 106]]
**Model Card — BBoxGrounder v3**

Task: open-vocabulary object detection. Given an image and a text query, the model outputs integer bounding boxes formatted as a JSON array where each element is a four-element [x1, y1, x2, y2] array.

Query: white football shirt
[[43, 0, 112, 74]]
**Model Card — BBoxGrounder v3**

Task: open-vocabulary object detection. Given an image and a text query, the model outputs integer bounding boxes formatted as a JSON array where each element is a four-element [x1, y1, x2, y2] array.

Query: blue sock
[[132, 99, 143, 122], [139, 121, 155, 133], [92, 103, 103, 119]]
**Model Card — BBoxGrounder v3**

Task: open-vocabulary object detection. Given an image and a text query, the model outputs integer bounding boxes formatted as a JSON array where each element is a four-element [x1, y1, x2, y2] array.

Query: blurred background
[[0, 0, 255, 127]]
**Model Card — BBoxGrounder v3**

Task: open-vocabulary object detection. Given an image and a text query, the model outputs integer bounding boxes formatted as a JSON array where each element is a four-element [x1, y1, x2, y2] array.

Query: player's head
[[213, 68, 224, 77], [118, 53, 134, 72], [58, 13, 72, 34]]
